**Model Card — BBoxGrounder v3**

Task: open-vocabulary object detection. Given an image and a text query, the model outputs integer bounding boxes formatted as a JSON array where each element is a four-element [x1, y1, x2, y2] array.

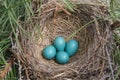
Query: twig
[[18, 59, 22, 80], [93, 17, 108, 43], [0, 59, 13, 79], [106, 47, 115, 80], [53, 0, 71, 16], [24, 65, 30, 80], [65, 67, 79, 74], [52, 72, 65, 78], [75, 2, 109, 6]]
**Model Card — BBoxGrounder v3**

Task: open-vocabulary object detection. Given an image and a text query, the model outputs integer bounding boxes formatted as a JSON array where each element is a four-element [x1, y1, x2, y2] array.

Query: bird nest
[[14, 1, 114, 80]]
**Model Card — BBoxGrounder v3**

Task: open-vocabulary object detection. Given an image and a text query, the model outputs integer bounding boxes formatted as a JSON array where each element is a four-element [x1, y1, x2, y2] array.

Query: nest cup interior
[[44, 13, 94, 62], [30, 6, 95, 72]]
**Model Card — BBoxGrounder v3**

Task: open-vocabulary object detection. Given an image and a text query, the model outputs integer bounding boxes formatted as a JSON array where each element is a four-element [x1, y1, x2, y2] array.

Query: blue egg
[[65, 40, 78, 56], [54, 36, 66, 51], [56, 51, 69, 64], [43, 45, 56, 60]]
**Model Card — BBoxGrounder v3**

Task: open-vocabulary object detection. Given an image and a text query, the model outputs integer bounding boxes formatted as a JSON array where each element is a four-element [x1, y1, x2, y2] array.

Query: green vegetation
[[0, 0, 120, 79], [0, 0, 31, 79], [110, 0, 120, 21], [110, 0, 120, 80]]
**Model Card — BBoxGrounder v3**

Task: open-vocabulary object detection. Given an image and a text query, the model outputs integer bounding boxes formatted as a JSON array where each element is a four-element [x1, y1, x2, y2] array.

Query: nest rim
[[17, 2, 113, 80]]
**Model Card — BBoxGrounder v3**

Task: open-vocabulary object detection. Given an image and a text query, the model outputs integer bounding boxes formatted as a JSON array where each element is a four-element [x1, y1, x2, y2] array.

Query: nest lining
[[17, 2, 113, 80]]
